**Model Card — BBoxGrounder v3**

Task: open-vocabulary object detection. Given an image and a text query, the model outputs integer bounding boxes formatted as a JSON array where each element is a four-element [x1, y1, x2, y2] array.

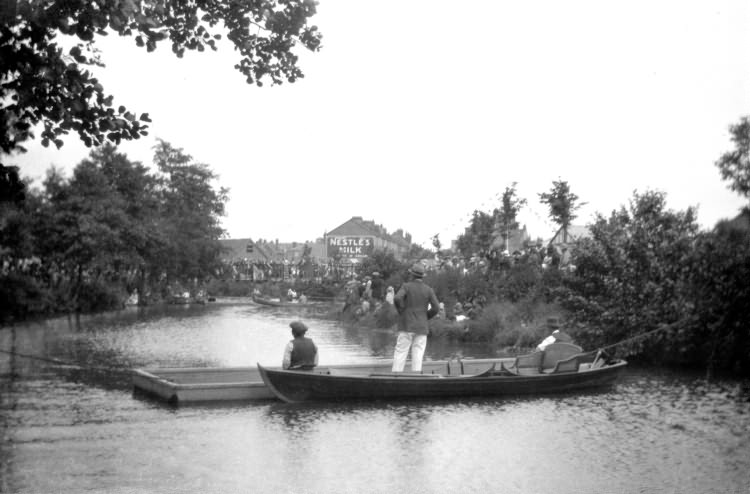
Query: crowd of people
[[341, 271, 387, 316]]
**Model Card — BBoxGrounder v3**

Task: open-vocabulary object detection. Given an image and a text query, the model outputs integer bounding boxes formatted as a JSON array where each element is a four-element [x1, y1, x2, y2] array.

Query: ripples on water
[[1, 301, 749, 493]]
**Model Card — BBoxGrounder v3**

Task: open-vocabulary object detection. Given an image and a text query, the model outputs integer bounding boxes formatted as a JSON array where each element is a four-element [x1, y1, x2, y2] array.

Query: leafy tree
[[1, 163, 30, 257], [0, 164, 26, 203], [0, 0, 322, 159], [559, 190, 699, 358], [31, 146, 159, 305], [456, 210, 495, 259], [716, 116, 750, 200], [538, 179, 584, 242], [14, 140, 227, 311], [151, 139, 228, 285], [496, 182, 527, 253], [685, 226, 750, 374], [359, 250, 405, 283]]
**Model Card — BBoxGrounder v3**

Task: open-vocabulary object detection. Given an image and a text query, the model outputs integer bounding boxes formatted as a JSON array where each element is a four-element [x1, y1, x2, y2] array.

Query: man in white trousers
[[391, 263, 440, 372]]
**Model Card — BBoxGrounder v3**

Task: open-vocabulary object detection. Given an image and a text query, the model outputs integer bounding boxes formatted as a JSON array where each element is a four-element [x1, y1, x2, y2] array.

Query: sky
[[9, 0, 750, 248]]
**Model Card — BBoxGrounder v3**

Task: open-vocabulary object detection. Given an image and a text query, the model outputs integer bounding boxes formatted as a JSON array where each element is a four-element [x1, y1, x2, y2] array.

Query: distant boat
[[251, 294, 284, 307], [251, 294, 321, 307], [257, 344, 627, 403]]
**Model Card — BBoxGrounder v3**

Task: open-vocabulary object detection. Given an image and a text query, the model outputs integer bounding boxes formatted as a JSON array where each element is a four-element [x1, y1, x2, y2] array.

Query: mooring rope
[[579, 318, 687, 357], [0, 347, 134, 375]]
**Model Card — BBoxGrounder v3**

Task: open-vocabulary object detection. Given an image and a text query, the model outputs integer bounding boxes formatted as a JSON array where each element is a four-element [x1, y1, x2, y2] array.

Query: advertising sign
[[327, 236, 374, 259]]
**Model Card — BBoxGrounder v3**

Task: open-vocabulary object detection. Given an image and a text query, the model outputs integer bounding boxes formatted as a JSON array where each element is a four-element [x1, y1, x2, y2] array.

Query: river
[[1, 300, 749, 493]]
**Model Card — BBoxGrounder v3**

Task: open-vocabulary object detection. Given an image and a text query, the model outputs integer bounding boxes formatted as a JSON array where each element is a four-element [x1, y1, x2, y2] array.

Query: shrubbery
[[557, 193, 750, 373]]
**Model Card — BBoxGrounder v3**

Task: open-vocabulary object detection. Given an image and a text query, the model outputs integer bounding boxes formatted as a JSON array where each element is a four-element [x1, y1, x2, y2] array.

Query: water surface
[[1, 301, 749, 493]]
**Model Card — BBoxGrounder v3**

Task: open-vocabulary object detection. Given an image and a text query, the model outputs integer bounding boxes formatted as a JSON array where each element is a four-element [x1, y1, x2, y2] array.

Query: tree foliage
[[0, 0, 321, 158], [538, 179, 583, 236], [558, 191, 710, 359], [0, 140, 228, 318], [151, 139, 228, 283], [357, 250, 405, 285], [684, 225, 750, 373], [456, 183, 528, 259], [716, 116, 750, 199], [496, 182, 527, 252], [456, 210, 496, 259]]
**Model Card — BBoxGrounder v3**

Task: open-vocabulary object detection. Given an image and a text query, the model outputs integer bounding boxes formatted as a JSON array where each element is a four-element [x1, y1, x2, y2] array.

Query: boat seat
[[490, 361, 518, 376], [511, 350, 544, 375], [546, 354, 581, 374], [590, 350, 606, 369], [541, 342, 584, 372], [504, 342, 584, 374], [446, 360, 463, 376]]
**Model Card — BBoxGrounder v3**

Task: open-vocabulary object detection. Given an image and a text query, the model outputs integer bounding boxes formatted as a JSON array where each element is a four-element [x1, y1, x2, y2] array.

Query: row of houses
[[489, 224, 592, 254], [219, 215, 592, 268], [219, 216, 413, 269]]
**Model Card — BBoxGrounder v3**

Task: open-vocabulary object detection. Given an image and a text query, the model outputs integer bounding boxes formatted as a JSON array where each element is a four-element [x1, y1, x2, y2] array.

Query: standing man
[[392, 263, 440, 372], [370, 271, 385, 303]]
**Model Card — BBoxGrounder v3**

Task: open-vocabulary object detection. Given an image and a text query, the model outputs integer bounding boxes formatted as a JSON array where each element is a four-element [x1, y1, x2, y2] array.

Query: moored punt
[[257, 347, 627, 404], [133, 366, 275, 404], [132, 358, 516, 405]]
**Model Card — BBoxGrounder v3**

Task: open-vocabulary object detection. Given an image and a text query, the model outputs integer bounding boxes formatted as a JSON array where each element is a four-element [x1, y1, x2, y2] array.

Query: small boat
[[131, 358, 515, 405], [251, 294, 284, 307], [257, 344, 627, 403], [251, 294, 323, 307], [133, 366, 276, 404]]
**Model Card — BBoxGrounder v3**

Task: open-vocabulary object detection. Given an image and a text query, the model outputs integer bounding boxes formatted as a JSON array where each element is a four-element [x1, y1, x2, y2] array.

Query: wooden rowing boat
[[257, 360, 627, 403], [251, 294, 284, 307], [131, 358, 516, 405], [251, 294, 324, 307], [257, 345, 627, 403]]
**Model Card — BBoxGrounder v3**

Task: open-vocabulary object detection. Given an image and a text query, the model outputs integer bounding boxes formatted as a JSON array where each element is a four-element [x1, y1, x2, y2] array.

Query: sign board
[[326, 236, 374, 259]]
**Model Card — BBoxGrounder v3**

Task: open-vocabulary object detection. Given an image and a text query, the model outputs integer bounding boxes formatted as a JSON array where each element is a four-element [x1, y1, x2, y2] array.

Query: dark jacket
[[370, 277, 385, 300], [290, 337, 318, 369], [394, 279, 440, 335]]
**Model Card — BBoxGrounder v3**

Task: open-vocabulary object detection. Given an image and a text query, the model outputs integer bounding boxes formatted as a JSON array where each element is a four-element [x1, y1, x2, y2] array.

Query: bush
[[470, 301, 562, 347], [75, 280, 128, 312], [0, 272, 50, 320], [205, 279, 254, 297]]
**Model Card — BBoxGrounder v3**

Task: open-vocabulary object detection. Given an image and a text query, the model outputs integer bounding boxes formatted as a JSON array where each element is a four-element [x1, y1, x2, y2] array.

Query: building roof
[[327, 216, 380, 236], [491, 225, 531, 253], [219, 238, 328, 263], [548, 225, 591, 246], [327, 216, 411, 247], [218, 238, 270, 262]]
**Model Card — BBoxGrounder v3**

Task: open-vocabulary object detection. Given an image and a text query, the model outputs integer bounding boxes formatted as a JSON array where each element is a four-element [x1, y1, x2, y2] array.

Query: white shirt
[[537, 335, 557, 351]]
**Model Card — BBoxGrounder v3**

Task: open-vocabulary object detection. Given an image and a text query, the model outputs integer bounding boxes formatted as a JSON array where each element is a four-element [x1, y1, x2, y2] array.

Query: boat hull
[[257, 361, 628, 403]]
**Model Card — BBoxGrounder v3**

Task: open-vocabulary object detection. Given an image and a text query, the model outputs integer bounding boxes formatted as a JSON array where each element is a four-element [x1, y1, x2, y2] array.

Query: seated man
[[282, 321, 319, 370]]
